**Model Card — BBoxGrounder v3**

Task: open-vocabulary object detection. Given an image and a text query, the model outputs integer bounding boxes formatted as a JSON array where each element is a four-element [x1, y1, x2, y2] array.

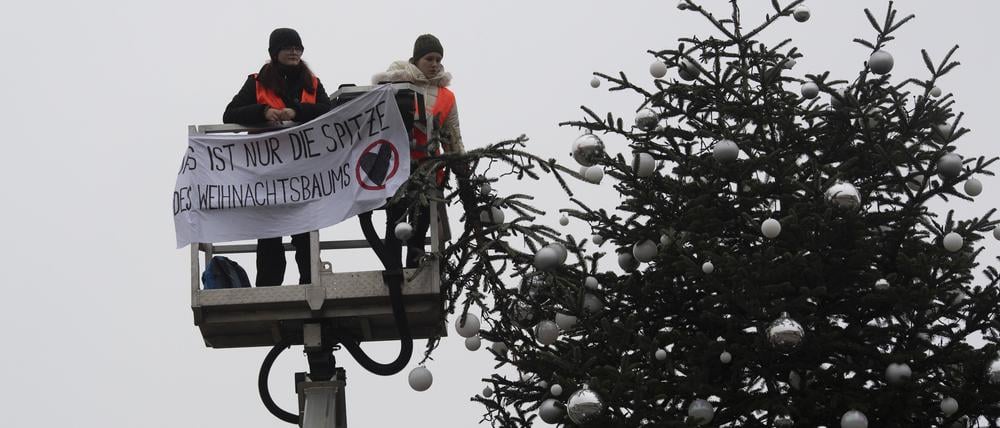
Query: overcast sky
[[2, 1, 999, 427]]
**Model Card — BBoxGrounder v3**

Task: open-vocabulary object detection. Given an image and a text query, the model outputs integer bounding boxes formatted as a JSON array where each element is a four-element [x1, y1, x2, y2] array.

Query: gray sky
[[2, 1, 999, 427]]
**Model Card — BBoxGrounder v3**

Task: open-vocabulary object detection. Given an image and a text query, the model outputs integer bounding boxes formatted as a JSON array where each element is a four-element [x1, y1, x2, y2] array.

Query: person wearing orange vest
[[373, 34, 469, 268], [223, 28, 332, 286]]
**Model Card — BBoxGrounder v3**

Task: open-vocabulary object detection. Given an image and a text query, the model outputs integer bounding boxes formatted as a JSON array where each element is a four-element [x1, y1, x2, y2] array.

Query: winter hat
[[411, 34, 443, 62], [269, 28, 303, 57]]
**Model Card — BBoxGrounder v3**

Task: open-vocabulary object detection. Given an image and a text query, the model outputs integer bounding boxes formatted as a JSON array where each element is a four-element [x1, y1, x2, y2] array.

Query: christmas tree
[[413, 1, 1000, 426]]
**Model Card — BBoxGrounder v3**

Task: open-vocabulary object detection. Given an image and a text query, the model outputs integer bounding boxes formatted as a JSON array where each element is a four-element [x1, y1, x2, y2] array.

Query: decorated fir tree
[[415, 1, 1000, 427]]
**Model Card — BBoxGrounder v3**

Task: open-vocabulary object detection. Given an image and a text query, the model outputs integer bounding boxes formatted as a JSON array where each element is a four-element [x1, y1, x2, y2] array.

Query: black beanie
[[269, 28, 303, 57], [411, 34, 443, 62]]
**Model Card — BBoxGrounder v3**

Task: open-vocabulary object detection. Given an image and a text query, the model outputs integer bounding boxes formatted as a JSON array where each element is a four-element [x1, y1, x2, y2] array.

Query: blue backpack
[[202, 256, 252, 290]]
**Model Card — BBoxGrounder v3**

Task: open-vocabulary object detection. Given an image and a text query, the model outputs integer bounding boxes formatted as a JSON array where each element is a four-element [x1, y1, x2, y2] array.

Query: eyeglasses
[[280, 46, 304, 53]]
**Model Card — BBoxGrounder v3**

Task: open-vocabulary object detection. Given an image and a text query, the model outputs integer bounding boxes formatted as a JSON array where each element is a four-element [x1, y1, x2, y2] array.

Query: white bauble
[[592, 234, 605, 245], [559, 214, 570, 226], [761, 218, 781, 239], [590, 77, 600, 88], [534, 246, 561, 270], [929, 86, 942, 97], [875, 278, 890, 290], [687, 399, 714, 424], [650, 60, 668, 78], [994, 225, 1000, 241], [539, 399, 564, 424], [583, 293, 604, 314], [584, 166, 605, 184], [455, 313, 481, 338], [840, 410, 868, 428], [792, 5, 810, 22], [584, 276, 600, 290], [655, 349, 667, 361], [633, 152, 656, 178], [618, 251, 639, 272], [801, 82, 819, 99], [937, 153, 963, 177], [408, 366, 433, 391], [555, 312, 578, 330], [964, 177, 982, 196], [885, 362, 912, 385], [566, 388, 604, 425], [465, 336, 482, 351], [720, 351, 732, 364], [535, 320, 561, 346], [633, 240, 659, 263], [702, 261, 715, 274], [490, 341, 508, 356], [550, 384, 564, 396], [394, 222, 413, 241], [480, 206, 504, 225], [941, 397, 959, 416], [713, 139, 739, 162], [943, 232, 964, 252], [869, 50, 894, 75]]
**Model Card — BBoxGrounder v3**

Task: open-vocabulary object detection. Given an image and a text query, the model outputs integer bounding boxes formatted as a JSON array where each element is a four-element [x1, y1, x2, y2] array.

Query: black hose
[[258, 340, 298, 424]]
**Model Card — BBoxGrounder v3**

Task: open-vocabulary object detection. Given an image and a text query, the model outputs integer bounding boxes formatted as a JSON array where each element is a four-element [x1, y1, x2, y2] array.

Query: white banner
[[173, 85, 410, 248]]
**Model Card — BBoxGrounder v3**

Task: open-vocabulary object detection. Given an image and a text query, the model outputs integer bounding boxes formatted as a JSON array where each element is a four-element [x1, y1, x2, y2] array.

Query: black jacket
[[223, 65, 333, 125]]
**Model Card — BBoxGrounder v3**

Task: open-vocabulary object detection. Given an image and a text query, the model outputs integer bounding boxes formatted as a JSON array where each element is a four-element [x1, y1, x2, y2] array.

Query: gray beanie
[[411, 34, 443, 62]]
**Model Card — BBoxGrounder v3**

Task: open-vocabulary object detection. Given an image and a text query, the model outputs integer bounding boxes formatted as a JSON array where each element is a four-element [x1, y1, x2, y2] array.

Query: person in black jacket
[[223, 28, 333, 286]]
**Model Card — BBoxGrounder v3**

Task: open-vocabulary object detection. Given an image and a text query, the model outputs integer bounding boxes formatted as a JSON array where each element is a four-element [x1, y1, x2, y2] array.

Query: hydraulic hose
[[258, 340, 299, 424]]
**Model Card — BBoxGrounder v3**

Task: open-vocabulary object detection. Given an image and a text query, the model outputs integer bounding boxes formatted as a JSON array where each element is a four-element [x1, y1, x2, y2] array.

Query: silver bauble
[[566, 387, 604, 425], [455, 312, 481, 338], [964, 177, 983, 196], [801, 82, 819, 99], [767, 312, 805, 353], [589, 77, 600, 88], [840, 410, 868, 428], [534, 246, 561, 270], [465, 336, 482, 351], [592, 234, 605, 245], [994, 225, 1000, 241], [875, 278, 890, 290], [825, 181, 862, 212], [792, 5, 810, 22], [394, 222, 413, 241], [929, 86, 943, 97], [774, 414, 795, 428], [720, 351, 732, 364], [572, 134, 605, 167], [943, 232, 964, 252], [633, 152, 656, 178], [761, 218, 782, 239], [539, 398, 564, 424], [482, 386, 493, 398], [986, 354, 1000, 384], [655, 348, 667, 361], [535, 320, 560, 346], [550, 243, 569, 265], [650, 60, 668, 78], [559, 214, 570, 226], [582, 293, 604, 314], [584, 276, 600, 290], [635, 108, 659, 131], [885, 362, 912, 384], [933, 123, 956, 143], [633, 239, 658, 263], [869, 50, 894, 75], [678, 58, 701, 80], [480, 205, 505, 225], [940, 397, 959, 416], [687, 399, 714, 424], [408, 366, 433, 391], [583, 165, 605, 184], [713, 139, 740, 162], [490, 341, 508, 356], [937, 153, 963, 177], [618, 251, 639, 272], [555, 312, 578, 330]]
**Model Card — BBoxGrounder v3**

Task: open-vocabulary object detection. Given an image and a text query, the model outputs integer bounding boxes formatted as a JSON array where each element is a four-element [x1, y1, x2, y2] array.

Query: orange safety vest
[[251, 73, 319, 109], [412, 87, 456, 184]]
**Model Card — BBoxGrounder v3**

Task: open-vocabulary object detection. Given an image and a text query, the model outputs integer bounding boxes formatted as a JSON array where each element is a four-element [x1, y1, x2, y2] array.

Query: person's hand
[[264, 108, 282, 122], [278, 108, 296, 121]]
